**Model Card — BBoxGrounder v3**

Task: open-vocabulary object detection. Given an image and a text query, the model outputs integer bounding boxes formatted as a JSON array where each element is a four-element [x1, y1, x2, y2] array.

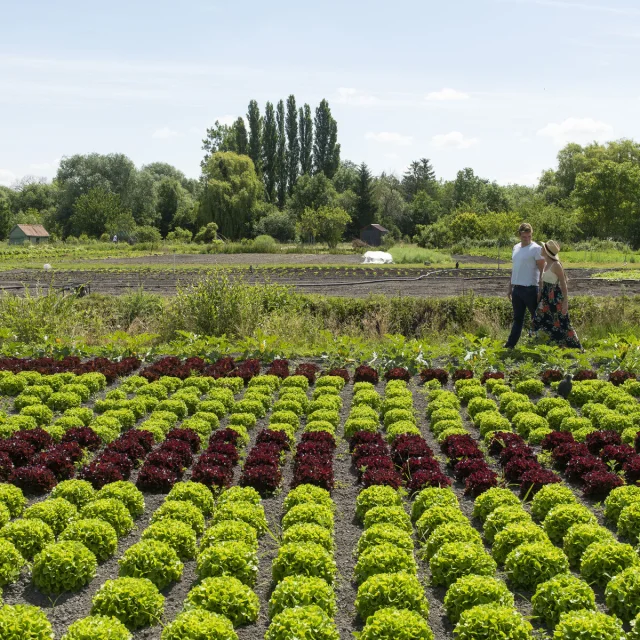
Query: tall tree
[[353, 162, 375, 235], [299, 104, 313, 175], [232, 118, 248, 156], [313, 99, 340, 178], [247, 100, 263, 175], [276, 100, 287, 208], [200, 152, 263, 240], [286, 95, 300, 196], [262, 102, 278, 203], [156, 177, 181, 237], [402, 159, 436, 201]]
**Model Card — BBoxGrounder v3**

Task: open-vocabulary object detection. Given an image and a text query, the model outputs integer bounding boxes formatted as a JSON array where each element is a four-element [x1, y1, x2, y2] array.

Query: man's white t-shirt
[[511, 242, 542, 286]]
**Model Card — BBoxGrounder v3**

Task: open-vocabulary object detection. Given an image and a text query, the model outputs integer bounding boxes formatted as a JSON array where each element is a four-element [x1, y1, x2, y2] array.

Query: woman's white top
[[542, 268, 559, 284]]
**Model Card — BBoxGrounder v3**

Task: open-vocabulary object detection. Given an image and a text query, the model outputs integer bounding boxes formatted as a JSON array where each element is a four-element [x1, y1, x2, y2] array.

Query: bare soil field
[[1, 265, 640, 298]]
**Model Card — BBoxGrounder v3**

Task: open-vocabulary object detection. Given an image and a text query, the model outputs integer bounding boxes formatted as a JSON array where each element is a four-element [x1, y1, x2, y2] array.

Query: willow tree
[[199, 152, 263, 240]]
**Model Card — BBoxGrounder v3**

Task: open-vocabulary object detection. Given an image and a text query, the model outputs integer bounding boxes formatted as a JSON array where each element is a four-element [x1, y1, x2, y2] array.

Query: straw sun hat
[[543, 240, 560, 261]]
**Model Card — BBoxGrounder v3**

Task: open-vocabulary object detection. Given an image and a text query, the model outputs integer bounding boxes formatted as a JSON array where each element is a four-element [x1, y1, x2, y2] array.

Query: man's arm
[[536, 258, 545, 287]]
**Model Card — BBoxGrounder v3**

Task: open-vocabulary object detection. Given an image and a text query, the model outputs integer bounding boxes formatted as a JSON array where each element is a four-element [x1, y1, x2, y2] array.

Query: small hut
[[360, 224, 389, 247], [8, 224, 50, 245]]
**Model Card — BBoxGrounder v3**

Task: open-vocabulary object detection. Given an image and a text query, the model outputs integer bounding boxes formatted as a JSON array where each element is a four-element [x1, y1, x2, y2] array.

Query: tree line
[[1, 98, 640, 248]]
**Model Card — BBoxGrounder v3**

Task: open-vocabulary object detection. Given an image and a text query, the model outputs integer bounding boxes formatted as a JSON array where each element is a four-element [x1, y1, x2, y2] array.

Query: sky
[[1, 0, 639, 188]]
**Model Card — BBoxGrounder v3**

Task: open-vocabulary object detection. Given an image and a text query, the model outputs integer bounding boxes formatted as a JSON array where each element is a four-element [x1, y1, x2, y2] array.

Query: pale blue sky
[[1, 0, 639, 187]]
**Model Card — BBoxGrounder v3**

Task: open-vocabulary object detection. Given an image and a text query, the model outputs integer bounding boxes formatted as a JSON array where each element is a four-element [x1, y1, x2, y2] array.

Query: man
[[505, 222, 545, 348]]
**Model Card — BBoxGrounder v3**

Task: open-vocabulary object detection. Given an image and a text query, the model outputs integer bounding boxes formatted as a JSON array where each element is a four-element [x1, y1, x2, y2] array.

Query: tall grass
[[388, 246, 451, 265]]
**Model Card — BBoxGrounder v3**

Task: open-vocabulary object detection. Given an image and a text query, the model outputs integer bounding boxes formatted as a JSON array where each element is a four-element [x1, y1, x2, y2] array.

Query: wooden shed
[[360, 224, 389, 247], [8, 224, 50, 245]]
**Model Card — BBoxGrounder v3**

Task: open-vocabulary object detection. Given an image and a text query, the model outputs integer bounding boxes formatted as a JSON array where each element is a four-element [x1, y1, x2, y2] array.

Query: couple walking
[[505, 222, 582, 350]]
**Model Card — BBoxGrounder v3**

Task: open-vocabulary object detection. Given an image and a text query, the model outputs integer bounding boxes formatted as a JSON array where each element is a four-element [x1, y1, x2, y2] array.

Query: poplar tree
[[299, 104, 313, 175], [286, 95, 300, 195], [247, 100, 262, 175], [262, 101, 278, 203], [313, 99, 340, 178], [354, 162, 376, 232], [276, 100, 287, 208], [232, 118, 248, 156]]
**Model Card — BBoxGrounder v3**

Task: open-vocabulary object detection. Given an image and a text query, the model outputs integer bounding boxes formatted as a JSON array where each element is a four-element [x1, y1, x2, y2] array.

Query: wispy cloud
[[537, 117, 613, 145], [365, 131, 413, 146], [426, 88, 470, 102], [432, 131, 479, 149], [336, 88, 382, 107], [503, 0, 640, 17], [152, 127, 179, 139]]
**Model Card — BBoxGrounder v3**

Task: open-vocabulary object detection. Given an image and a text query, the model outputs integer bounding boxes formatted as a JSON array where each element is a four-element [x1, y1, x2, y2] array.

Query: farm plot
[[1, 356, 640, 638]]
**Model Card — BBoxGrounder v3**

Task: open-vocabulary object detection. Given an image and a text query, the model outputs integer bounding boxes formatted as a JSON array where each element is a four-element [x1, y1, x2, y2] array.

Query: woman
[[533, 240, 582, 349]]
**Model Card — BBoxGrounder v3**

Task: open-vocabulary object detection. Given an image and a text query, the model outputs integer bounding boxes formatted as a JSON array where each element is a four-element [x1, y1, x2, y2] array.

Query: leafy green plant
[[200, 520, 258, 554], [357, 523, 414, 556], [604, 566, 640, 622], [483, 506, 532, 544], [562, 523, 615, 567], [492, 522, 549, 565], [531, 573, 595, 627], [160, 609, 237, 640], [80, 498, 134, 538], [477, 412, 511, 437], [359, 607, 435, 640], [553, 610, 625, 640], [363, 505, 412, 534], [96, 482, 145, 518], [472, 488, 521, 523], [268, 575, 336, 618], [0, 484, 26, 518], [543, 503, 597, 544], [32, 540, 97, 593], [142, 518, 197, 560], [196, 541, 258, 586], [52, 480, 96, 509], [504, 541, 569, 590], [265, 605, 339, 640], [272, 542, 336, 584], [20, 404, 53, 426], [282, 523, 334, 552], [118, 540, 183, 589], [423, 522, 481, 561], [91, 577, 164, 630], [604, 484, 640, 523], [283, 484, 333, 514], [355, 542, 416, 584], [515, 379, 544, 397], [530, 484, 576, 521], [282, 503, 334, 532], [25, 498, 78, 535], [416, 505, 467, 541], [212, 500, 267, 536], [0, 604, 54, 640], [152, 500, 205, 536], [444, 575, 514, 623], [47, 391, 82, 411], [430, 542, 497, 588], [0, 518, 54, 561], [60, 615, 132, 640], [184, 575, 260, 626], [60, 518, 118, 562], [454, 604, 533, 640], [580, 540, 640, 586], [356, 485, 402, 522], [0, 538, 25, 585]]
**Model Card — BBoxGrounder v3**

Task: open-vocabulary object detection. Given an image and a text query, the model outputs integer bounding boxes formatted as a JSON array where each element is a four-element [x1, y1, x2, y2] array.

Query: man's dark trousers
[[505, 285, 538, 348]]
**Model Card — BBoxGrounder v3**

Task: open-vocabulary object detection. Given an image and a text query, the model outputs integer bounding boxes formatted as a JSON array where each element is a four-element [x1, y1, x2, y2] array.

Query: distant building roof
[[14, 224, 49, 237], [361, 224, 389, 232]]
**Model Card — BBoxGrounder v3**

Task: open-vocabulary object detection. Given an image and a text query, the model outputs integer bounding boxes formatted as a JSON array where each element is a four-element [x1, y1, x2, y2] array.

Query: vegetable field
[[2, 356, 640, 639]]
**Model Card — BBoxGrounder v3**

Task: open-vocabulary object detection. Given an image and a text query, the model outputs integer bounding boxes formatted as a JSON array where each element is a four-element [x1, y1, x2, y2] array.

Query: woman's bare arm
[[554, 263, 569, 313]]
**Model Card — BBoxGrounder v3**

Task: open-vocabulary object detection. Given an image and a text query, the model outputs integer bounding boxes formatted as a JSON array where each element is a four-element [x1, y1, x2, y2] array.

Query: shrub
[[454, 605, 533, 640], [32, 540, 97, 593], [531, 573, 595, 627], [0, 605, 53, 640], [355, 572, 429, 620], [543, 503, 596, 544], [553, 610, 625, 640], [152, 500, 205, 535], [0, 483, 26, 517], [91, 577, 164, 630], [60, 615, 132, 640], [212, 501, 267, 536], [196, 541, 258, 586], [96, 482, 144, 518], [0, 538, 25, 584], [24, 497, 77, 535], [161, 609, 237, 640], [200, 520, 258, 554], [492, 522, 549, 565], [580, 540, 640, 586], [354, 542, 416, 584], [356, 485, 402, 521], [472, 487, 521, 523], [118, 540, 183, 589], [444, 575, 514, 623], [184, 575, 259, 626], [530, 484, 576, 521], [272, 542, 336, 584], [359, 607, 434, 640]]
